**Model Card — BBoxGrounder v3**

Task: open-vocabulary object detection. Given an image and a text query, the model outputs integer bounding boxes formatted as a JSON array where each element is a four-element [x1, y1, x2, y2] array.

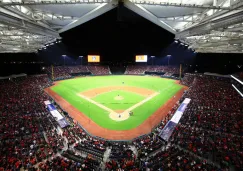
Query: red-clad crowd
[[87, 66, 110, 75], [141, 146, 219, 171], [0, 75, 52, 170], [46, 66, 72, 80], [105, 143, 139, 171], [45, 65, 110, 80], [0, 71, 242, 171], [171, 75, 243, 170], [0, 75, 104, 170], [125, 65, 180, 76]]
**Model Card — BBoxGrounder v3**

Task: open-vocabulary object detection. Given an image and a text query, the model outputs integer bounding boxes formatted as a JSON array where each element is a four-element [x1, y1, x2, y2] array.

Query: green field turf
[[92, 90, 145, 110], [51, 76, 182, 130]]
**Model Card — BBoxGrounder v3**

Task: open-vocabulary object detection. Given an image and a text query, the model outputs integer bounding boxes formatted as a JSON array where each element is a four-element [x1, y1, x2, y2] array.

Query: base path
[[45, 81, 188, 140]]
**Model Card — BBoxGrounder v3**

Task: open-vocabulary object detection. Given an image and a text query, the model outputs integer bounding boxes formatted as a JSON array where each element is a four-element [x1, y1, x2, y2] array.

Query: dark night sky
[[60, 7, 175, 62]]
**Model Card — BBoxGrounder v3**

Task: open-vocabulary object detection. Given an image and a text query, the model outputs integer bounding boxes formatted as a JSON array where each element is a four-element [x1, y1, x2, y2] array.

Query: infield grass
[[92, 90, 146, 110], [51, 76, 182, 130]]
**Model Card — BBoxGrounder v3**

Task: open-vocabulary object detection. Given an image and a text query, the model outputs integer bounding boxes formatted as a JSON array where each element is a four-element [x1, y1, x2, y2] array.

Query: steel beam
[[176, 10, 243, 38], [0, 12, 60, 37], [0, 0, 110, 6], [59, 0, 117, 33], [0, 10, 59, 37], [159, 18, 199, 23], [1, 6, 51, 28], [180, 0, 241, 32], [0, 0, 231, 10], [124, 0, 175, 34], [192, 38, 243, 48], [131, 1, 230, 10], [224, 26, 243, 32], [196, 50, 243, 53]]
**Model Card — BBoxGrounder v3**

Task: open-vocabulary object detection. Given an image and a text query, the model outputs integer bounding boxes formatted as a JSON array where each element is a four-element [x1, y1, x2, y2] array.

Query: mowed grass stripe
[[51, 76, 182, 130]]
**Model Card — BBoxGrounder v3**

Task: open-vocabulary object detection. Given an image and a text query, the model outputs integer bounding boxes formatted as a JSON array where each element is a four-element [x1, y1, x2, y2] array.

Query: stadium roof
[[0, 0, 243, 53]]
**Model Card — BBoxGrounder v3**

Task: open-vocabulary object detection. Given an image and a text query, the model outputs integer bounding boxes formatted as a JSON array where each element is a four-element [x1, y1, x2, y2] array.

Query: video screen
[[135, 55, 147, 62], [88, 55, 100, 62]]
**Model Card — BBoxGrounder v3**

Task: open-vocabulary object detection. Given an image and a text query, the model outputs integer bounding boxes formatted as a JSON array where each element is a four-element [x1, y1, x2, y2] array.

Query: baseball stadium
[[0, 1, 243, 171]]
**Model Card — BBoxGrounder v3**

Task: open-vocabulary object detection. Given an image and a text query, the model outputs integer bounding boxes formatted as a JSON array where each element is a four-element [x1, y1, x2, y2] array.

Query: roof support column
[[59, 0, 118, 33], [124, 0, 176, 34]]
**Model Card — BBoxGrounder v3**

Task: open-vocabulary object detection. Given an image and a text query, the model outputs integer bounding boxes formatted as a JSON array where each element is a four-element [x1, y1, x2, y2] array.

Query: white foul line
[[77, 93, 114, 113], [77, 92, 159, 114], [125, 92, 159, 112]]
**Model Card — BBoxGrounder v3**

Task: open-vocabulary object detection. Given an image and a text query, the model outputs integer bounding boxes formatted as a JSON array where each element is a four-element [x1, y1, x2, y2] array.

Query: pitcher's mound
[[114, 95, 124, 100], [109, 110, 129, 121]]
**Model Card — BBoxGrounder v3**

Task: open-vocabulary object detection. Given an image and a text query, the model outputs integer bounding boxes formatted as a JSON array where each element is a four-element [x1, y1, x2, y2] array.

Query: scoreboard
[[135, 55, 147, 62], [88, 55, 100, 62]]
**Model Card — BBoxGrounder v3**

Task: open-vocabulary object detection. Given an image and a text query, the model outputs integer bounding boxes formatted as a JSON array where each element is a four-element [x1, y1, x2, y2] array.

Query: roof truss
[[0, 0, 243, 53]]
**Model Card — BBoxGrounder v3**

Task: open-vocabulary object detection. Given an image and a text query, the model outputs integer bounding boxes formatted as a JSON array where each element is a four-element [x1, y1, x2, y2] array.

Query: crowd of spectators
[[125, 65, 180, 76], [125, 65, 147, 75], [106, 143, 139, 170], [0, 75, 105, 170], [87, 66, 110, 75], [141, 145, 219, 171], [46, 65, 180, 79], [68, 66, 89, 74], [180, 73, 196, 86], [46, 66, 72, 80], [45, 65, 110, 80], [0, 75, 54, 170], [38, 154, 99, 171], [0, 71, 242, 170], [170, 74, 243, 170]]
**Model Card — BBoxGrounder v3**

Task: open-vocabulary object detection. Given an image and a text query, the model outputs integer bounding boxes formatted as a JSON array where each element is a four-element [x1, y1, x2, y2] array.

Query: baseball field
[[47, 76, 183, 133]]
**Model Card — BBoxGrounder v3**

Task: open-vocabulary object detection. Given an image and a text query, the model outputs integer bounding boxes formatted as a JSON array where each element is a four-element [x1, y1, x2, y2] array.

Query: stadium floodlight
[[150, 56, 155, 65], [79, 56, 84, 65], [174, 40, 178, 43], [62, 55, 67, 66], [167, 55, 171, 66]]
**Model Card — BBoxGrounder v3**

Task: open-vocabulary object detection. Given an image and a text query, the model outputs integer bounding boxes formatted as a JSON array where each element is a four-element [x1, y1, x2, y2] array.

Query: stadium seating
[[125, 65, 148, 74], [45, 65, 110, 80], [125, 65, 180, 76], [87, 65, 110, 75], [0, 72, 242, 170], [68, 65, 89, 73], [46, 66, 72, 80]]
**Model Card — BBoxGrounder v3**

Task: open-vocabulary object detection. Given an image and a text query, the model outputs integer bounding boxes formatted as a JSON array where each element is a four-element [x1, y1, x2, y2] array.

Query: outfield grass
[[51, 76, 182, 130]]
